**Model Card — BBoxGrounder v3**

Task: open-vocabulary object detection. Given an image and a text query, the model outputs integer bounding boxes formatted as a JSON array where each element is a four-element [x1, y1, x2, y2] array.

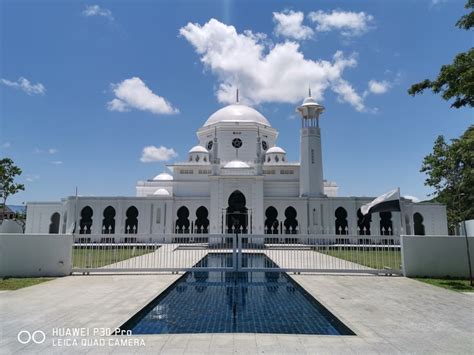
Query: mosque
[[25, 92, 448, 238]]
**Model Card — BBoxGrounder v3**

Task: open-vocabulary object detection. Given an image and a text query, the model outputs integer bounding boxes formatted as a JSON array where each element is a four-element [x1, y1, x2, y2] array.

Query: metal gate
[[72, 233, 402, 275]]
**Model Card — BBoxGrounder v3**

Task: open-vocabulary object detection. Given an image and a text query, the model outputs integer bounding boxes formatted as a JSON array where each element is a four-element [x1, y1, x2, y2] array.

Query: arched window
[[176, 206, 190, 234], [195, 206, 209, 234], [335, 207, 348, 235], [226, 190, 248, 233], [414, 212, 425, 235], [284, 207, 298, 234], [102, 206, 116, 234], [357, 208, 371, 235], [49, 212, 60, 234], [380, 212, 393, 235], [125, 206, 139, 234], [79, 206, 93, 234], [265, 206, 279, 234]]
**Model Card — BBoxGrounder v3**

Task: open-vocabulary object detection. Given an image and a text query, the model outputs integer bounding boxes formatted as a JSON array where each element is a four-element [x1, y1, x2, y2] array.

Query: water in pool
[[120, 253, 354, 335]]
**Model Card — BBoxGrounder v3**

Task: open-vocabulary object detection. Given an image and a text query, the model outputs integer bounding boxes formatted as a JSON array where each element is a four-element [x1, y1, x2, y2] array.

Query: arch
[[413, 212, 425, 235], [79, 206, 93, 234], [265, 206, 279, 234], [175, 206, 190, 234], [125, 206, 139, 234], [49, 212, 60, 234], [226, 190, 248, 233], [357, 208, 371, 235], [335, 207, 348, 235], [195, 206, 209, 234], [102, 206, 116, 234], [284, 207, 298, 234], [379, 212, 393, 235]]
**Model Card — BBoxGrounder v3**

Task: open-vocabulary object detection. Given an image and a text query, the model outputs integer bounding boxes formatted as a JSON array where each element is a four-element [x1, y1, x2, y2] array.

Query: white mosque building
[[25, 92, 448, 239]]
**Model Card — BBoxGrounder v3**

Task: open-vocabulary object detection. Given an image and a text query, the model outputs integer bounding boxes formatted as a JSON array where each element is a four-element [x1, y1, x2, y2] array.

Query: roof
[[224, 160, 251, 168], [152, 173, 174, 181], [203, 104, 271, 127], [266, 146, 286, 154], [189, 145, 208, 153]]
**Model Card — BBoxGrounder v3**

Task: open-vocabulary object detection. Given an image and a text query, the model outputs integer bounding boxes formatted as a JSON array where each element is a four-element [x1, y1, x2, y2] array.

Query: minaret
[[297, 88, 325, 197]]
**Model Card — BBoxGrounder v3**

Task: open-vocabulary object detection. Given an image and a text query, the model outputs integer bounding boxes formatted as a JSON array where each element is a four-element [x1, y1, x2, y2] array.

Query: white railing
[[72, 233, 401, 275]]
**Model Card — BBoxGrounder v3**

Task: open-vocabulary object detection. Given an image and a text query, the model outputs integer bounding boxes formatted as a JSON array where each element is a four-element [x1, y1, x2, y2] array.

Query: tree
[[421, 126, 474, 232], [0, 158, 25, 223], [408, 1, 474, 108]]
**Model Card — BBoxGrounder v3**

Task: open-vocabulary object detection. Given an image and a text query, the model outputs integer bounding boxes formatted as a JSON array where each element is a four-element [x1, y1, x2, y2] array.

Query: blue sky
[[1, 0, 471, 205]]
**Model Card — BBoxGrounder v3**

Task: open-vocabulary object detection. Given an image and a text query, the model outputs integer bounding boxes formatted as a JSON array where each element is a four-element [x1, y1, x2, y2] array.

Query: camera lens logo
[[17, 330, 46, 344]]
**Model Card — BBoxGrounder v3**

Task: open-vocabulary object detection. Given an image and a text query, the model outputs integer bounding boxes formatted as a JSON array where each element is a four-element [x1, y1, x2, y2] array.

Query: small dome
[[266, 146, 286, 154], [224, 160, 251, 168], [189, 145, 208, 153], [153, 173, 173, 181], [153, 188, 170, 196], [204, 104, 271, 127], [302, 96, 319, 106]]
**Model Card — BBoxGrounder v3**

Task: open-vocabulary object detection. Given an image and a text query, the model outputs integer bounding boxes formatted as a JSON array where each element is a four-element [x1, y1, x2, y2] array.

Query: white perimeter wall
[[402, 235, 474, 278], [0, 234, 72, 277]]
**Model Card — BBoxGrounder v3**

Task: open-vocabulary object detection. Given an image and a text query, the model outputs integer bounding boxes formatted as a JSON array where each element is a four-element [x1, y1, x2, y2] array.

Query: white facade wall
[[0, 234, 72, 277], [25, 202, 64, 234], [402, 235, 474, 277]]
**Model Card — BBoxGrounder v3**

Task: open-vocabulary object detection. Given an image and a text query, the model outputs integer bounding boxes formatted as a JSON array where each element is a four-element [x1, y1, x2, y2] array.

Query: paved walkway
[[1, 271, 473, 354]]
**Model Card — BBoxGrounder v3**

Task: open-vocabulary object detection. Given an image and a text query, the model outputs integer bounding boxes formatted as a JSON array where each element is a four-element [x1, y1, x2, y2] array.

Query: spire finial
[[236, 88, 239, 103], [308, 85, 312, 97]]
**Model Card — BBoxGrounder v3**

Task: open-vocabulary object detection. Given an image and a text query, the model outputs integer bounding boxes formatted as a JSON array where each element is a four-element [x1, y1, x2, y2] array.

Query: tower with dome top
[[297, 89, 325, 197]]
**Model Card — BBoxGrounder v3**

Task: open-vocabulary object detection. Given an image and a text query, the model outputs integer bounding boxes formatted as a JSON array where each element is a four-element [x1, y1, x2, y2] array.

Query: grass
[[415, 277, 474, 292], [72, 245, 159, 268], [0, 277, 54, 290], [323, 248, 402, 270]]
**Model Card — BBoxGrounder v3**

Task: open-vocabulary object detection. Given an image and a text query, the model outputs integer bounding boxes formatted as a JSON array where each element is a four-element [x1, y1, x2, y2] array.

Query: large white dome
[[203, 104, 271, 127]]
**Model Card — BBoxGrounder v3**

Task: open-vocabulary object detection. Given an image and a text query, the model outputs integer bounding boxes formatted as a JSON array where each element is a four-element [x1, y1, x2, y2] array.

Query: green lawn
[[323, 248, 402, 270], [0, 277, 54, 290], [73, 245, 159, 268], [415, 277, 474, 292]]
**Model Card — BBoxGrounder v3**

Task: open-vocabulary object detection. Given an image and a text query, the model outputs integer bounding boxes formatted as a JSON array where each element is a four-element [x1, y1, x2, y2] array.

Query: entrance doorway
[[226, 190, 248, 234]]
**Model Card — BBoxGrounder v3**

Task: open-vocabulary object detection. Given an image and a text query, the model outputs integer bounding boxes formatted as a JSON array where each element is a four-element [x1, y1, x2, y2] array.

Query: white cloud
[[1, 77, 45, 95], [26, 174, 40, 182], [107, 77, 179, 115], [82, 5, 114, 21], [51, 161, 63, 165], [273, 10, 314, 40], [331, 79, 365, 112], [2, 142, 11, 148], [140, 145, 177, 163], [368, 80, 391, 95], [404, 195, 421, 203], [308, 10, 374, 37], [180, 19, 367, 111], [430, 0, 447, 7], [34, 148, 43, 154], [48, 148, 58, 154]]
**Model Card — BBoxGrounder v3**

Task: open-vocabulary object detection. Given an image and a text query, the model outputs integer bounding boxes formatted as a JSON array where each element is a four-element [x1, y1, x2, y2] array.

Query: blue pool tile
[[120, 253, 354, 335]]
